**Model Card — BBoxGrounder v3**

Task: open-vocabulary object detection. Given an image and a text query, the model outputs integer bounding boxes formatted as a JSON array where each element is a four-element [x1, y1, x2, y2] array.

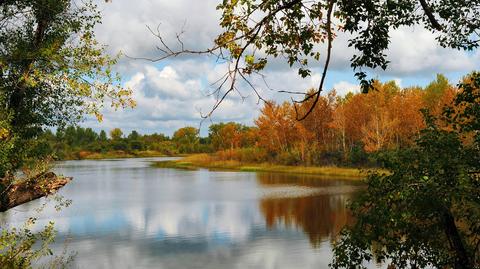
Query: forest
[[41, 74, 455, 168], [1, 0, 479, 268]]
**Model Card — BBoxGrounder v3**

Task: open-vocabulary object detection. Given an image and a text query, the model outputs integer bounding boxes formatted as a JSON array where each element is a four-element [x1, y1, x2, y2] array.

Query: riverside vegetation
[[0, 0, 134, 267], [1, 0, 479, 267], [43, 74, 456, 178]]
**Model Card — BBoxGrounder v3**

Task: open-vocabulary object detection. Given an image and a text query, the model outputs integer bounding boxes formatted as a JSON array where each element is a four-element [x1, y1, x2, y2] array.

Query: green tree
[[109, 128, 123, 140], [99, 130, 108, 142], [424, 74, 450, 109], [63, 126, 77, 147], [0, 0, 135, 177], [331, 73, 480, 269], [127, 130, 144, 151], [127, 130, 140, 141], [0, 108, 15, 178]]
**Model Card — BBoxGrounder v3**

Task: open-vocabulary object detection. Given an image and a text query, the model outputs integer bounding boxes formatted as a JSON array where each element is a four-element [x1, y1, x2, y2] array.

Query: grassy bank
[[153, 154, 376, 179]]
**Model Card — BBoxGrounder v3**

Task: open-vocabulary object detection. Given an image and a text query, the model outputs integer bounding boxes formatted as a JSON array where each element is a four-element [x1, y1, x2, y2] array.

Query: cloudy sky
[[83, 0, 480, 136]]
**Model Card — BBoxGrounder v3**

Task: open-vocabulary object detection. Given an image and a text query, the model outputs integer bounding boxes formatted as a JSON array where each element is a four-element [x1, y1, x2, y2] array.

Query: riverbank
[[65, 150, 168, 160], [153, 154, 376, 179]]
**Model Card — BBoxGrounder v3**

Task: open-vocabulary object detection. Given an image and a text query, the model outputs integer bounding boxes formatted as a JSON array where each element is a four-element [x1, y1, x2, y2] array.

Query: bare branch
[[419, 0, 443, 31], [294, 0, 335, 121]]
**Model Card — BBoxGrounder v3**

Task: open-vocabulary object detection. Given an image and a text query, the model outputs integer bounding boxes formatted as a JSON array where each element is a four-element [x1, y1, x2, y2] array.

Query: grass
[[152, 153, 377, 179]]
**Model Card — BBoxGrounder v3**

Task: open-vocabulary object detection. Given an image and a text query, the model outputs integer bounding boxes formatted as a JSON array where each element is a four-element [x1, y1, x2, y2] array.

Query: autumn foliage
[[212, 75, 457, 166], [39, 75, 459, 167]]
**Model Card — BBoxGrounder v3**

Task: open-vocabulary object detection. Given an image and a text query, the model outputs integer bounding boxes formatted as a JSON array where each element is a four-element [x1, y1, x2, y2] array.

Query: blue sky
[[83, 0, 480, 137]]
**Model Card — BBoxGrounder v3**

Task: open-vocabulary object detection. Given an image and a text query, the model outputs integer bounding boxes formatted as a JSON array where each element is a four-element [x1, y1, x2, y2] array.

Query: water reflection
[[0, 158, 371, 269], [257, 173, 356, 247], [260, 195, 351, 247]]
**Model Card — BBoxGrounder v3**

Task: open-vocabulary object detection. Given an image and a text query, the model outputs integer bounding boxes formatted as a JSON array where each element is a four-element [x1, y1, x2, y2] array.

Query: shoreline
[[61, 150, 185, 160], [153, 155, 378, 179], [60, 153, 382, 179]]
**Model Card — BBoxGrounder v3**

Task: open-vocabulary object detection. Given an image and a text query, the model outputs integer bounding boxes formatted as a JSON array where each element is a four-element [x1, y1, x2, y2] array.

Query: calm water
[[0, 157, 376, 269]]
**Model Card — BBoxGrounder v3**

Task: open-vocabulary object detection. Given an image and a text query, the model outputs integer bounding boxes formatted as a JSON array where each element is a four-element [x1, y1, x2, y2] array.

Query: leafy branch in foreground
[[330, 72, 480, 269], [139, 0, 479, 119], [0, 0, 135, 179], [0, 190, 74, 269]]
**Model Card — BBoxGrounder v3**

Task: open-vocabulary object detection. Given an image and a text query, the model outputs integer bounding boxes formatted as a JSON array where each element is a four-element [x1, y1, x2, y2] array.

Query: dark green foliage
[[347, 143, 370, 167], [38, 126, 204, 159], [331, 73, 480, 269]]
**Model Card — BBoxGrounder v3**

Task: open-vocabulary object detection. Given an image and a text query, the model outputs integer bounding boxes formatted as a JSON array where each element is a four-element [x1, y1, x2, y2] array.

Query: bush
[[317, 150, 343, 166], [149, 141, 178, 155], [276, 150, 302, 165], [347, 143, 369, 166], [111, 140, 128, 151], [215, 147, 268, 163], [128, 140, 144, 151]]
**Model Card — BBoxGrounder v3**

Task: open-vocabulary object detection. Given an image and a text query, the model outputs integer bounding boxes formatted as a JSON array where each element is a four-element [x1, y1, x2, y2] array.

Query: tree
[[127, 130, 144, 151], [360, 81, 400, 152], [0, 0, 135, 177], [255, 102, 297, 155], [208, 122, 245, 151], [300, 90, 336, 152], [390, 87, 426, 147], [127, 130, 140, 141], [173, 127, 199, 153], [151, 0, 479, 118], [331, 73, 480, 269], [424, 74, 451, 110], [110, 128, 123, 140], [0, 105, 15, 177], [99, 130, 108, 142]]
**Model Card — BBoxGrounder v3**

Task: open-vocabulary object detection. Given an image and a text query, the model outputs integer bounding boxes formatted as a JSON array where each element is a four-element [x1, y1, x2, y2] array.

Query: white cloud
[[332, 81, 360, 96], [93, 0, 221, 74], [81, 1, 480, 134], [384, 27, 478, 75], [83, 63, 259, 135], [393, 78, 403, 89]]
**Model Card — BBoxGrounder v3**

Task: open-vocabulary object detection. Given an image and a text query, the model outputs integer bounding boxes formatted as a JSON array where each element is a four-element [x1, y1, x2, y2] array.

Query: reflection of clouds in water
[[121, 202, 262, 242], [18, 200, 263, 243], [0, 158, 372, 268], [59, 230, 333, 269]]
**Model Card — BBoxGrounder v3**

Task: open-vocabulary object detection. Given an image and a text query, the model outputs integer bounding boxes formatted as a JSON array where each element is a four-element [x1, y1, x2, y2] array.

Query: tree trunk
[[443, 209, 473, 269], [0, 172, 71, 212]]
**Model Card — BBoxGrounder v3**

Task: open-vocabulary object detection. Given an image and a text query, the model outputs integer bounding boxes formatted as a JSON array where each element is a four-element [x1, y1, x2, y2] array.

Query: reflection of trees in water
[[256, 172, 362, 188], [257, 173, 355, 247]]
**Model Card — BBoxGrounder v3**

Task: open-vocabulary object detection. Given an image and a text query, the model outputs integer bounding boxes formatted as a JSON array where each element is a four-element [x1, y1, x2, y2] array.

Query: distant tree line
[[37, 126, 187, 159], [39, 74, 456, 166]]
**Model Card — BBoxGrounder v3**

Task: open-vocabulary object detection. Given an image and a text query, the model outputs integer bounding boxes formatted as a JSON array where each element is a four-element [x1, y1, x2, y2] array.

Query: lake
[[0, 157, 377, 269]]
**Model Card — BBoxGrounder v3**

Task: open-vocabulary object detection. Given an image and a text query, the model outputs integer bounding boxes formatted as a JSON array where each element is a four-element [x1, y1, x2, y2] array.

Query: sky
[[82, 0, 480, 137]]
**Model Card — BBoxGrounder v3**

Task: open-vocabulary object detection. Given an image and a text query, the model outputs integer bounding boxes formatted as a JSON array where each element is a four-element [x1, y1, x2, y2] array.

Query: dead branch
[[0, 172, 72, 212]]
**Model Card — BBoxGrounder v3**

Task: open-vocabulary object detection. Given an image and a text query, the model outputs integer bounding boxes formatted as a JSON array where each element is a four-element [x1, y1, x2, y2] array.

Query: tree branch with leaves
[[137, 0, 479, 119]]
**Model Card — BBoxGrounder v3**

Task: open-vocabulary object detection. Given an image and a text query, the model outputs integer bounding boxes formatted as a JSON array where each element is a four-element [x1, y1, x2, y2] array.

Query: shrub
[[276, 150, 302, 165], [347, 143, 369, 166]]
